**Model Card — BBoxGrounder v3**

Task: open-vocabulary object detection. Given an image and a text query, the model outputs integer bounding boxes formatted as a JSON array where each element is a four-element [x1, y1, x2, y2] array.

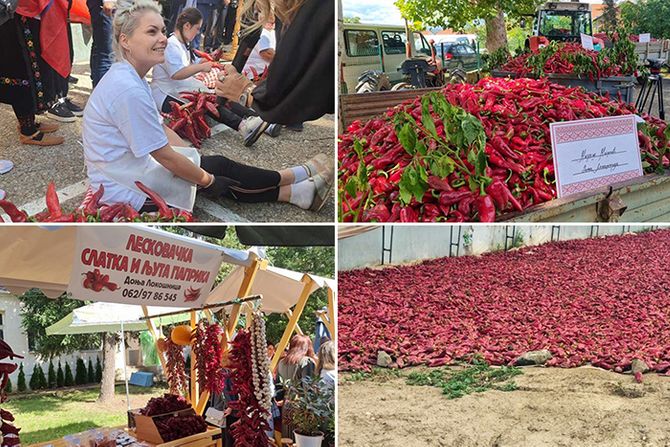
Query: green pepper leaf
[[467, 149, 477, 166], [399, 164, 428, 205], [475, 149, 488, 177], [345, 177, 358, 198], [416, 141, 428, 156], [421, 96, 439, 140], [431, 154, 455, 178], [398, 123, 417, 155]]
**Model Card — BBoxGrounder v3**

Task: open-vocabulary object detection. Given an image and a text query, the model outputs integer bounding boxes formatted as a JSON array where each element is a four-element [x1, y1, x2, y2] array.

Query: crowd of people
[[0, 0, 334, 211]]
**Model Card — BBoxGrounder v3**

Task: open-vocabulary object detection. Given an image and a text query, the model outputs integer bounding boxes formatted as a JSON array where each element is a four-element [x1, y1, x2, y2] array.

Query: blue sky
[[341, 0, 405, 25]]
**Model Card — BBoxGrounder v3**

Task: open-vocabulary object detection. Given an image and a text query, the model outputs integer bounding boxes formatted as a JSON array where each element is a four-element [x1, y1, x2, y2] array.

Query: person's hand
[[200, 175, 235, 198], [221, 64, 239, 77], [215, 73, 252, 101], [199, 61, 216, 73], [102, 0, 115, 16], [223, 408, 232, 417]]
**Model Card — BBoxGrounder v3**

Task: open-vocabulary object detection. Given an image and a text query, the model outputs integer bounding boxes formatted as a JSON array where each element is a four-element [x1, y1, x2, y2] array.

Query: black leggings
[[138, 155, 281, 212], [161, 95, 257, 130], [201, 155, 280, 202]]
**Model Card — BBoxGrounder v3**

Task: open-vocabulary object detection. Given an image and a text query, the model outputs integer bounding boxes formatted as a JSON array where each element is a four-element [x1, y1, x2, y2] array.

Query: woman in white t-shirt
[[242, 21, 275, 81], [82, 0, 332, 213], [151, 8, 268, 147]]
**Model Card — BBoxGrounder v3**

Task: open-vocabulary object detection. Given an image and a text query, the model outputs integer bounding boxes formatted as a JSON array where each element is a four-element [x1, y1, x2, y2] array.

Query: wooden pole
[[270, 276, 315, 371], [327, 287, 335, 341]]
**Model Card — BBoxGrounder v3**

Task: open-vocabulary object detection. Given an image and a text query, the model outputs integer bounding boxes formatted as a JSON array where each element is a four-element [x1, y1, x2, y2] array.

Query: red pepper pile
[[339, 230, 670, 378], [164, 339, 188, 396], [154, 415, 208, 442], [193, 321, 226, 395], [227, 330, 270, 447], [140, 394, 191, 416], [338, 77, 670, 222], [164, 92, 218, 148], [83, 269, 118, 292], [0, 181, 194, 223], [500, 42, 627, 78]]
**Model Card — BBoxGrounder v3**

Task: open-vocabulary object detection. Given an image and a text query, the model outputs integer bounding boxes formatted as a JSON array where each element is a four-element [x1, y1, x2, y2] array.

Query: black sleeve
[[251, 0, 334, 125]]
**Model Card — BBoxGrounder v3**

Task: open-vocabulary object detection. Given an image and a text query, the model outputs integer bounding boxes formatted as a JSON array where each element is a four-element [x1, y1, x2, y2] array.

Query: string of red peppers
[[193, 321, 226, 395], [0, 181, 194, 223], [338, 77, 670, 222], [163, 92, 218, 149], [164, 339, 188, 396], [228, 330, 270, 447]]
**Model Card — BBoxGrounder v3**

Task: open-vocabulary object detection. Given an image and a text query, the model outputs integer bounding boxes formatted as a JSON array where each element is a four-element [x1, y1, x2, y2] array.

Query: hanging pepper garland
[[228, 330, 270, 447], [164, 339, 188, 396], [249, 311, 272, 413], [192, 321, 226, 395]]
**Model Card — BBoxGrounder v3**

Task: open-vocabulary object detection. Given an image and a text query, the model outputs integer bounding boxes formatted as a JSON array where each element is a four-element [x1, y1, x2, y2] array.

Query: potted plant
[[285, 377, 334, 447]]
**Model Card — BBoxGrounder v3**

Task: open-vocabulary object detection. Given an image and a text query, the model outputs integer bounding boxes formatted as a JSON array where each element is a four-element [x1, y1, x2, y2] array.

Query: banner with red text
[[68, 227, 224, 308]]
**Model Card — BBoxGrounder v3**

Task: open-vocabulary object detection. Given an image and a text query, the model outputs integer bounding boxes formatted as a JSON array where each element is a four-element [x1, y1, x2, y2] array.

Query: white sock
[[289, 180, 316, 209], [290, 166, 310, 183]]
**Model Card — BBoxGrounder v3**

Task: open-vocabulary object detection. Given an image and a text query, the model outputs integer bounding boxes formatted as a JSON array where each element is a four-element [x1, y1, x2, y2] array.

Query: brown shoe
[[19, 131, 64, 146], [16, 122, 60, 134]]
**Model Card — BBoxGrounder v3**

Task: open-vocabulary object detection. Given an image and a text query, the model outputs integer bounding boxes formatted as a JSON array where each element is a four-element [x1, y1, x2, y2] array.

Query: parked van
[[339, 22, 433, 93]]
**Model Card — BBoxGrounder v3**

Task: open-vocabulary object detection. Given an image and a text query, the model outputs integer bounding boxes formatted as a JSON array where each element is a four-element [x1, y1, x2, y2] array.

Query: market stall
[[0, 226, 335, 447]]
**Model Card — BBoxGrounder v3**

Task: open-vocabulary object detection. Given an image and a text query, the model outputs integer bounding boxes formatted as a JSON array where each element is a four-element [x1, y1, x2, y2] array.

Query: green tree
[[30, 364, 46, 390], [64, 363, 74, 386], [87, 359, 95, 383], [620, 0, 670, 39], [48, 360, 56, 389], [19, 290, 101, 359], [396, 0, 543, 52], [601, 0, 618, 33], [75, 358, 87, 385], [17, 364, 26, 392], [4, 377, 12, 393], [56, 361, 64, 387]]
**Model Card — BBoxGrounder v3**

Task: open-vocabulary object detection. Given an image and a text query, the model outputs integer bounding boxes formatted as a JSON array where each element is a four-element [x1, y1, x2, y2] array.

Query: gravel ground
[[0, 63, 335, 223]]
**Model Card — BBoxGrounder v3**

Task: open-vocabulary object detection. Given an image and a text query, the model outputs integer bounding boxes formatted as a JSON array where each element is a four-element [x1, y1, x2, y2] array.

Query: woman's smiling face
[[119, 11, 167, 72]]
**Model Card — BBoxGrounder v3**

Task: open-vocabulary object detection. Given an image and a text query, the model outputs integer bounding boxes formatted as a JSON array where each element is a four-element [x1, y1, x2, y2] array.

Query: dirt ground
[[338, 366, 670, 447]]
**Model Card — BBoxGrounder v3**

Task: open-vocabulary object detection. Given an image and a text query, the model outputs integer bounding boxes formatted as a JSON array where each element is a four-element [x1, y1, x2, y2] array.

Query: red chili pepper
[[475, 194, 496, 222], [45, 181, 62, 218], [135, 181, 174, 219], [84, 184, 105, 215], [192, 49, 214, 61], [204, 101, 219, 118], [0, 200, 28, 222], [486, 180, 523, 212], [399, 206, 419, 222]]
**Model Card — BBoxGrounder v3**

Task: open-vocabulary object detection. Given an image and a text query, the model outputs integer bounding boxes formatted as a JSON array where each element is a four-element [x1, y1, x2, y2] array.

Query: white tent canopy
[[206, 265, 334, 314], [45, 302, 191, 335]]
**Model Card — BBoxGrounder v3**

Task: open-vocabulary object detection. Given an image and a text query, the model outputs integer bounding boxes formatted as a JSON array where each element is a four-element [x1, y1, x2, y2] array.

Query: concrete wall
[[0, 292, 142, 390], [338, 224, 667, 270]]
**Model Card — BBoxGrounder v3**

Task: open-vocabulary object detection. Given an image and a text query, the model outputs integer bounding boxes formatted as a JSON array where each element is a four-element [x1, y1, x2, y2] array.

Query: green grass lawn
[[4, 385, 166, 445]]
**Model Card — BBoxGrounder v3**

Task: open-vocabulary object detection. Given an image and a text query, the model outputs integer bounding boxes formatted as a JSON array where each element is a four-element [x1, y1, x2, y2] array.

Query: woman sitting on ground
[[82, 0, 331, 213], [151, 7, 271, 147]]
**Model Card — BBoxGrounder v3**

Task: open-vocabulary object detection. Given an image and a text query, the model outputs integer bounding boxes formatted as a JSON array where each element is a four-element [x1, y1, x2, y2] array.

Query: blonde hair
[[240, 0, 305, 34], [113, 0, 163, 61], [316, 341, 335, 375]]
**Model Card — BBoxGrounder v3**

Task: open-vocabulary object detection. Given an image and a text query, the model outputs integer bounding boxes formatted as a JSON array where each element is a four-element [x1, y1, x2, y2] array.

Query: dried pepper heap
[[140, 394, 207, 441], [338, 77, 670, 222], [228, 330, 270, 447], [0, 181, 194, 223], [339, 230, 670, 375], [164, 339, 188, 396], [193, 321, 226, 395]]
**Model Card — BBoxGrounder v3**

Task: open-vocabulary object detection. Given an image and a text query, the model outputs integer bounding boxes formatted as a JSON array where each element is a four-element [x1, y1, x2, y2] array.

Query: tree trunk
[[97, 332, 117, 403], [485, 9, 508, 53]]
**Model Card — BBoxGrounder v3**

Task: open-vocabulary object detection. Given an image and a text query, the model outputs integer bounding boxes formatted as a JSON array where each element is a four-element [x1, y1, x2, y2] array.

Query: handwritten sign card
[[550, 115, 643, 198], [639, 33, 651, 43], [580, 33, 594, 50]]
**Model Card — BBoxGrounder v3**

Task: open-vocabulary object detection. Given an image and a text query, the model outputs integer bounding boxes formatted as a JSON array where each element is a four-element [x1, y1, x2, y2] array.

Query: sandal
[[303, 153, 332, 177], [16, 122, 59, 134], [309, 171, 334, 212], [19, 131, 64, 146]]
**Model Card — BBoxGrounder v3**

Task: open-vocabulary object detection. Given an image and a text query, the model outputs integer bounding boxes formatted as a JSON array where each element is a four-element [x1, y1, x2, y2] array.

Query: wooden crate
[[127, 426, 222, 447]]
